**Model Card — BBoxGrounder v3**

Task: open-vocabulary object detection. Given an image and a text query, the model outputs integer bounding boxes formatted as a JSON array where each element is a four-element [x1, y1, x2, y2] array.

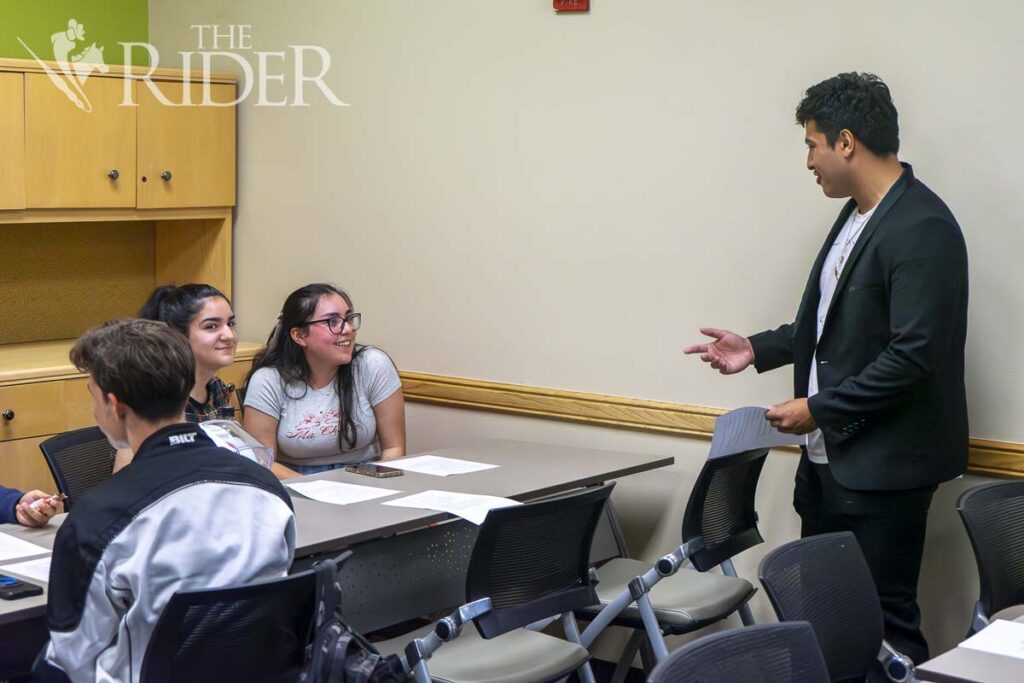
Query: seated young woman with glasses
[[242, 283, 406, 476]]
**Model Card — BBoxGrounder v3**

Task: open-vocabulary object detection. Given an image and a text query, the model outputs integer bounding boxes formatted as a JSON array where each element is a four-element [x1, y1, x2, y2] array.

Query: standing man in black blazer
[[685, 72, 968, 663]]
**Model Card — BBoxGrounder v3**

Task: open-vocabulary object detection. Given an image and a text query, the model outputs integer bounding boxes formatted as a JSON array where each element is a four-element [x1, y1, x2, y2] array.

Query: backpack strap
[[312, 557, 342, 629], [301, 558, 343, 682]]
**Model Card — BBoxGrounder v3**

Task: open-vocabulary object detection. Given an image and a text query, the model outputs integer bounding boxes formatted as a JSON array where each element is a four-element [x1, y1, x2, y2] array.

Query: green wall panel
[[0, 1, 148, 66]]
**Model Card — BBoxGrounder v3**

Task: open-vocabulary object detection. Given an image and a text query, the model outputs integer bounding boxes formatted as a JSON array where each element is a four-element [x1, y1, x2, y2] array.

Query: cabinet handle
[[161, 171, 173, 181], [2, 410, 13, 421], [107, 169, 120, 180]]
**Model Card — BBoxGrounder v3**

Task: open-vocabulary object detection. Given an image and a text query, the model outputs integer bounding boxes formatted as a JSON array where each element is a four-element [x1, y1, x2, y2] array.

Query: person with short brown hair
[[36, 319, 296, 683]]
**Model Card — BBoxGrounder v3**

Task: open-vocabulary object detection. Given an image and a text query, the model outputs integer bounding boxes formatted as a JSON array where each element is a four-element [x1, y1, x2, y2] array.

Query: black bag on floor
[[301, 558, 407, 683]]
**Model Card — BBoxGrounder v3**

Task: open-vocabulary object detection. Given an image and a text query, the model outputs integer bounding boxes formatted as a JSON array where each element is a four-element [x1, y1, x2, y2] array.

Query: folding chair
[[377, 484, 616, 683], [648, 621, 831, 683], [758, 532, 914, 682], [38, 426, 114, 511], [140, 551, 351, 682], [575, 448, 767, 673], [957, 480, 1024, 635]]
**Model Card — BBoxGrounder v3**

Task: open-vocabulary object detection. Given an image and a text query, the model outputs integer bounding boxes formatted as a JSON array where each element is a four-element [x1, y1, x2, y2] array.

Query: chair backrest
[[467, 483, 614, 638], [957, 480, 1024, 619], [681, 447, 768, 571], [140, 554, 348, 683], [758, 531, 884, 682], [648, 621, 831, 683], [590, 499, 631, 565], [38, 426, 114, 511]]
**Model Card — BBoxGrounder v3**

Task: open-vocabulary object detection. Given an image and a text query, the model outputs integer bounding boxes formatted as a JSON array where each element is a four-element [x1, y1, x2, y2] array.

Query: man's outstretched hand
[[683, 328, 755, 375]]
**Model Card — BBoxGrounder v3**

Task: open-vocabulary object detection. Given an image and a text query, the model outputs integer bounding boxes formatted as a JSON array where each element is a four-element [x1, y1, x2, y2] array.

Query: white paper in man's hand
[[709, 406, 804, 459], [382, 490, 521, 525]]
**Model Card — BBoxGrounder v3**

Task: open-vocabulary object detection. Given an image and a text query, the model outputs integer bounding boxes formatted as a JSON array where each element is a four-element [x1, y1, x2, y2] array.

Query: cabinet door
[[0, 382, 65, 441], [0, 73, 26, 209], [137, 82, 236, 208], [0, 436, 57, 494], [24, 74, 137, 208]]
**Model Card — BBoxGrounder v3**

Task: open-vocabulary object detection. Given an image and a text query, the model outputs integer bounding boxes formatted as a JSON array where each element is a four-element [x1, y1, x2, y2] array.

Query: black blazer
[[749, 164, 969, 491]]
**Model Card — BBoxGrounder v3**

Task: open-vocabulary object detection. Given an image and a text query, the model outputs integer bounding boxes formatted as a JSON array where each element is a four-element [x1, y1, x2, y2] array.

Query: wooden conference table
[[0, 439, 674, 631]]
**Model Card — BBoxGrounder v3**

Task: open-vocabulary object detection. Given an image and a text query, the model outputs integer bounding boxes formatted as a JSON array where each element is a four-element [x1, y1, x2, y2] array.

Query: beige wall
[[149, 0, 1020, 655]]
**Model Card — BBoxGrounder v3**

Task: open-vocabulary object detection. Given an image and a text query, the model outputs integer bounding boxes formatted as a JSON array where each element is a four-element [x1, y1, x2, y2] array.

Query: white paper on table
[[285, 480, 403, 506], [0, 532, 50, 563], [382, 490, 521, 525], [0, 556, 52, 584], [959, 619, 1024, 659], [384, 455, 499, 476], [708, 406, 805, 459]]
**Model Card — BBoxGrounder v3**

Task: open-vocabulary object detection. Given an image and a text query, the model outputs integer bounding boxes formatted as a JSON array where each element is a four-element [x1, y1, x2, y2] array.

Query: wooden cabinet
[[0, 382, 66, 441], [25, 74, 137, 208], [3, 60, 235, 209], [0, 72, 25, 209], [137, 82, 237, 208], [0, 376, 88, 493], [0, 59, 248, 493]]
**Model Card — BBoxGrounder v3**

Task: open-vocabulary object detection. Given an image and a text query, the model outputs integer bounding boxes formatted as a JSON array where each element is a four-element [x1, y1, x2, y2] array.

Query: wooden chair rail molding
[[398, 371, 1024, 479]]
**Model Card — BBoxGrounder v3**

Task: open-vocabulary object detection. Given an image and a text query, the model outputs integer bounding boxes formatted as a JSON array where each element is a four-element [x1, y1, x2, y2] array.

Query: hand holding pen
[[16, 491, 65, 527]]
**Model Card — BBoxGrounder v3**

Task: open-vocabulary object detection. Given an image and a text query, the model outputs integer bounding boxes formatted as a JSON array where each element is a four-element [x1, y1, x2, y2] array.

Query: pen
[[29, 493, 68, 512]]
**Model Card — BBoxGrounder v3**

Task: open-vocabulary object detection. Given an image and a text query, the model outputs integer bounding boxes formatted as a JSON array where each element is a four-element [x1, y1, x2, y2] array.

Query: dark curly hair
[[246, 283, 363, 451], [796, 72, 899, 156]]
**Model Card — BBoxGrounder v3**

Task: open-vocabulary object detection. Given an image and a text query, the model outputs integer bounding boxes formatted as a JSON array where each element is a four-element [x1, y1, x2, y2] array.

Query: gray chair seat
[[377, 623, 589, 683], [579, 557, 755, 629]]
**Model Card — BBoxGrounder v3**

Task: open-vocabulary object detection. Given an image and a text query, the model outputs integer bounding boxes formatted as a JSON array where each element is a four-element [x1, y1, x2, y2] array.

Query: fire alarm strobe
[[554, 0, 590, 12]]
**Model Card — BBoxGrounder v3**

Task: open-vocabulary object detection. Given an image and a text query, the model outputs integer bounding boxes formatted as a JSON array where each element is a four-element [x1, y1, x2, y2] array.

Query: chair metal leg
[[406, 633, 440, 683], [562, 613, 597, 683], [635, 593, 670, 662], [610, 630, 644, 683], [579, 587, 637, 648], [638, 636, 658, 676], [412, 660, 432, 683], [967, 600, 989, 637], [879, 641, 915, 683], [720, 558, 755, 626], [579, 559, 671, 649]]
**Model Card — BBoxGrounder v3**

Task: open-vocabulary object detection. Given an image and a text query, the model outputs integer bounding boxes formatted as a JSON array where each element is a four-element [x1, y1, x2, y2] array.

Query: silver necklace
[[834, 215, 869, 280]]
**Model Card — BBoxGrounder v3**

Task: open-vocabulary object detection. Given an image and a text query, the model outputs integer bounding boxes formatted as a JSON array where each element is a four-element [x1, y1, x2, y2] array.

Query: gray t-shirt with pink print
[[244, 346, 401, 467]]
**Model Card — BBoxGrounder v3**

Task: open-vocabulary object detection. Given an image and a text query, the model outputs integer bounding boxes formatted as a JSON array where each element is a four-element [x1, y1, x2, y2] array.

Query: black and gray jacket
[[36, 423, 296, 683]]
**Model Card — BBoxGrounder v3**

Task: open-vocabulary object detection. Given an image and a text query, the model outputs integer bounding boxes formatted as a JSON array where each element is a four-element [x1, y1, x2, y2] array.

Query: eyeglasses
[[300, 312, 361, 334]]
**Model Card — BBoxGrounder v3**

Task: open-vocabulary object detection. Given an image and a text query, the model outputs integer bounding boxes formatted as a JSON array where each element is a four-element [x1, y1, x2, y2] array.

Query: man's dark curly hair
[[796, 72, 899, 156]]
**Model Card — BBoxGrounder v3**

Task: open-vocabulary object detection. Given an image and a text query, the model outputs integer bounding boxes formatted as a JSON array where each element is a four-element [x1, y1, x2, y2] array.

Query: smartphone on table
[[344, 463, 403, 478], [0, 574, 44, 600]]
